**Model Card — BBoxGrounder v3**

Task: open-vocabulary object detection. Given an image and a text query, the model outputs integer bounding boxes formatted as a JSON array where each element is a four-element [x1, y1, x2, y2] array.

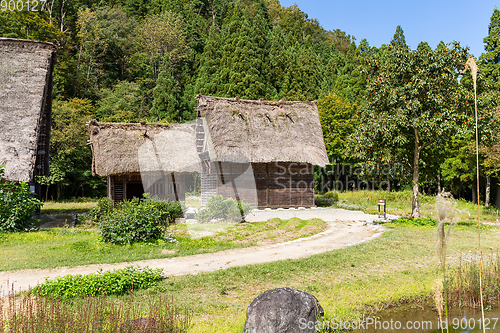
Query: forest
[[0, 0, 499, 207]]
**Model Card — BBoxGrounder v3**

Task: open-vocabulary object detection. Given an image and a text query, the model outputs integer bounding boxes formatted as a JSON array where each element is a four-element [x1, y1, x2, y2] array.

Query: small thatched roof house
[[0, 38, 57, 183], [196, 95, 329, 208], [88, 121, 201, 203]]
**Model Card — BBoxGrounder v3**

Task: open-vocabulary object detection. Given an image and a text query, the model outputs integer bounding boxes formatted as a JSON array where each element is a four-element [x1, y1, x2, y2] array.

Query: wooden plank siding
[[204, 162, 315, 209], [108, 173, 186, 204]]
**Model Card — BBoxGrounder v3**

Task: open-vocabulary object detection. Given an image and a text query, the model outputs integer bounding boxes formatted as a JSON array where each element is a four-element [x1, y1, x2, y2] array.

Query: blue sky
[[279, 0, 498, 58]]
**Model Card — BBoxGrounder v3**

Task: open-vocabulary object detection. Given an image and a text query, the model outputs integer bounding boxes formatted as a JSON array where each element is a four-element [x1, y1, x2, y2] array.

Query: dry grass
[[0, 292, 190, 333]]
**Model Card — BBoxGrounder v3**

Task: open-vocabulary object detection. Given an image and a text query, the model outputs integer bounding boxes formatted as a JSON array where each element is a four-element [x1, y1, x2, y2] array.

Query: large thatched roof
[[196, 95, 329, 167], [0, 38, 57, 182], [88, 121, 201, 176]]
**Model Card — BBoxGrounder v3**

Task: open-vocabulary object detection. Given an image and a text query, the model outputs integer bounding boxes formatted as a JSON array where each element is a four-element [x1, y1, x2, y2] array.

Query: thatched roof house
[[0, 38, 57, 183], [196, 95, 329, 208], [88, 121, 201, 202], [196, 95, 329, 166]]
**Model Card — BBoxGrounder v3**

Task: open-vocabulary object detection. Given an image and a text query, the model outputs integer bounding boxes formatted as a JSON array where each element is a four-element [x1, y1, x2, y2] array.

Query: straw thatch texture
[[0, 38, 57, 182], [196, 95, 329, 167], [88, 121, 201, 176]]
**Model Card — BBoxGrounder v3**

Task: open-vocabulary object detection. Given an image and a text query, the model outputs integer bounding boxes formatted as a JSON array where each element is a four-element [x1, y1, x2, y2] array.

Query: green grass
[[40, 200, 98, 214], [120, 225, 500, 332], [333, 190, 499, 222], [0, 218, 328, 271]]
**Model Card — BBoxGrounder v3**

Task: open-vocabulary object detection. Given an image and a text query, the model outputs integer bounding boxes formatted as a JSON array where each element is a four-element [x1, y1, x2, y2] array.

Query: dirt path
[[0, 209, 390, 295]]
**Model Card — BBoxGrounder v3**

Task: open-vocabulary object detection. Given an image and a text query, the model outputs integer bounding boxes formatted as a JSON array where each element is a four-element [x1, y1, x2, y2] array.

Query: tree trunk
[[412, 130, 421, 218], [485, 174, 491, 208], [496, 182, 500, 209], [437, 173, 441, 193], [472, 179, 478, 205]]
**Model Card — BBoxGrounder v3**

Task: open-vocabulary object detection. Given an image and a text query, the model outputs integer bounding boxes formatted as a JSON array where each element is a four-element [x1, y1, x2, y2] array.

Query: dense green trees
[[1, 1, 499, 204], [346, 25, 494, 217], [480, 8, 500, 89]]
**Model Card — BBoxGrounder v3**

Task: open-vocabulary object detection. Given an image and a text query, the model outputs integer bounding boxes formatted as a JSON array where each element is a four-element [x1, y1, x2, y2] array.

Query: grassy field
[[335, 190, 499, 222], [0, 218, 327, 271], [40, 200, 98, 214], [102, 223, 500, 332], [9, 191, 499, 331]]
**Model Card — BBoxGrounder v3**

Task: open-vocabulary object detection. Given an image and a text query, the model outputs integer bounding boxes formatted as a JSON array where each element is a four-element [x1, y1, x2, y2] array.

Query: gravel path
[[0, 208, 394, 295]]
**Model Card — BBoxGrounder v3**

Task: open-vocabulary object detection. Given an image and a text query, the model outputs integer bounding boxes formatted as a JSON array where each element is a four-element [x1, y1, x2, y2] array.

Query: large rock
[[243, 287, 324, 333]]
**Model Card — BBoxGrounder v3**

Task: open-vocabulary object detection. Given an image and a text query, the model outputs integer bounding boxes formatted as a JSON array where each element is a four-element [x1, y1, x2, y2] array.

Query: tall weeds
[[434, 192, 463, 331], [447, 252, 500, 308], [0, 292, 190, 332]]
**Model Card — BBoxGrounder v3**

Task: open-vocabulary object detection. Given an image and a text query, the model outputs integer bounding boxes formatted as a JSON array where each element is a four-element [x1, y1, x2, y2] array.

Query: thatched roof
[[88, 121, 201, 176], [196, 95, 329, 167], [0, 38, 57, 182]]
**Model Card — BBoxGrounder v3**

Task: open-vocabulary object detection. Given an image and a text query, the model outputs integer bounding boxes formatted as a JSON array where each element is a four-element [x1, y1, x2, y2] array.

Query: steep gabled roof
[[88, 121, 201, 176], [0, 38, 57, 182], [196, 95, 329, 167]]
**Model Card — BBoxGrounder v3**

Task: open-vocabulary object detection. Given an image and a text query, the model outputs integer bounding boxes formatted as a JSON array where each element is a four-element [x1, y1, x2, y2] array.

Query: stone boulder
[[243, 287, 324, 333]]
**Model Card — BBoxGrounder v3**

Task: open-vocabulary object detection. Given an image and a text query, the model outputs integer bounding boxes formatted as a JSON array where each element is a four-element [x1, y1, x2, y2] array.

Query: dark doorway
[[126, 182, 145, 200]]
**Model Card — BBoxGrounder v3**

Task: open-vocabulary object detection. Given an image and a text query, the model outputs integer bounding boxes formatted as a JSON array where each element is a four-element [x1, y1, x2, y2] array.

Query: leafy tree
[[96, 81, 143, 120], [49, 99, 105, 199], [479, 8, 500, 206], [94, 6, 137, 87], [0, 11, 62, 41], [195, 25, 222, 96], [347, 32, 490, 217], [318, 93, 358, 160], [36, 157, 67, 201], [331, 42, 368, 104], [480, 8, 500, 89], [280, 40, 319, 101], [217, 2, 273, 99], [75, 7, 109, 99], [137, 11, 188, 82], [149, 56, 182, 122], [391, 25, 407, 48], [318, 93, 359, 188], [440, 135, 476, 197]]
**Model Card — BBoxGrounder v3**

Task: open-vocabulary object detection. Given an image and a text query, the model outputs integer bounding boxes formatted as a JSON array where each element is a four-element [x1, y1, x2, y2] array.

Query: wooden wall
[[108, 173, 186, 204], [215, 162, 257, 207], [201, 162, 315, 209], [253, 162, 314, 208]]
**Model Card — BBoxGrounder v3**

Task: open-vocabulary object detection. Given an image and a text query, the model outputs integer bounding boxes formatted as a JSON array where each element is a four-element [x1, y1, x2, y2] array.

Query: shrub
[[195, 195, 252, 223], [32, 266, 163, 298], [76, 197, 113, 226], [391, 217, 437, 227], [0, 165, 43, 232], [315, 197, 335, 207], [320, 190, 339, 202], [99, 196, 184, 244]]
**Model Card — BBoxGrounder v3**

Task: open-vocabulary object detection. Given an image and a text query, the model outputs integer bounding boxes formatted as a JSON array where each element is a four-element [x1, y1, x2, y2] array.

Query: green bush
[[195, 195, 252, 223], [76, 197, 114, 226], [391, 217, 437, 227], [99, 196, 183, 244], [314, 197, 333, 207], [0, 165, 43, 232], [320, 190, 339, 202], [32, 266, 163, 298]]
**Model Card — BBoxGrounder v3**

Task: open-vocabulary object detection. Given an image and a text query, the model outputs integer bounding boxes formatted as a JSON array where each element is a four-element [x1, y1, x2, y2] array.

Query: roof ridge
[[196, 94, 318, 106]]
